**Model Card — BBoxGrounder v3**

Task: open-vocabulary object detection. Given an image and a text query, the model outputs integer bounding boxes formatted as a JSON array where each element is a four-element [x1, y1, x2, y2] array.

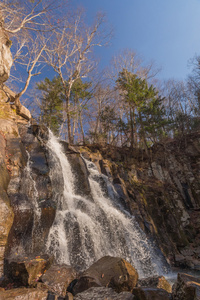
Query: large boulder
[[138, 276, 172, 293], [41, 264, 78, 297], [172, 273, 200, 300], [0, 288, 48, 300], [72, 256, 138, 295], [74, 287, 135, 300], [4, 254, 54, 286], [132, 287, 171, 300], [0, 28, 12, 83]]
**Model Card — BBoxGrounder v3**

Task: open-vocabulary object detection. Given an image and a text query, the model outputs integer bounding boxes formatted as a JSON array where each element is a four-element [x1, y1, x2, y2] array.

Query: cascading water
[[24, 151, 41, 218], [22, 152, 41, 249], [46, 131, 167, 277]]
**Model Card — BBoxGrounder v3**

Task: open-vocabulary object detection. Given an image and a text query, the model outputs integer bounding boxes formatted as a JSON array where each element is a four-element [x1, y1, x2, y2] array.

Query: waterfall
[[46, 131, 167, 277], [24, 151, 41, 218], [22, 151, 41, 251]]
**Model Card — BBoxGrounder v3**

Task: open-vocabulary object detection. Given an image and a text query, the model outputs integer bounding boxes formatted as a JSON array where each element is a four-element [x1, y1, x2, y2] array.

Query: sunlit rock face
[[0, 27, 12, 83]]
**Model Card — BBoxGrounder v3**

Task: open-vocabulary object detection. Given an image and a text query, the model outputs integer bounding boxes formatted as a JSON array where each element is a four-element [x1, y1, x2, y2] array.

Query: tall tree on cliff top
[[70, 78, 92, 144], [36, 76, 64, 135], [116, 69, 167, 151]]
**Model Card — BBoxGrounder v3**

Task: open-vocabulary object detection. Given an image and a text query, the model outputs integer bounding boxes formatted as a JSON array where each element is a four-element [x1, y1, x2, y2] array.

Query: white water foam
[[46, 131, 168, 277]]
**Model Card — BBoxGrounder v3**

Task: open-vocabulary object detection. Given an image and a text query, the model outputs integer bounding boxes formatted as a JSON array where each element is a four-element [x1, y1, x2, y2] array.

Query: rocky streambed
[[0, 255, 200, 299]]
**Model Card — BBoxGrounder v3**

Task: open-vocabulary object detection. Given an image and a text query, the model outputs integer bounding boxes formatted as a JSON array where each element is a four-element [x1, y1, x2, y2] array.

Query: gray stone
[[172, 273, 200, 300], [132, 287, 171, 300], [41, 264, 78, 297], [138, 275, 172, 293], [74, 287, 135, 300]]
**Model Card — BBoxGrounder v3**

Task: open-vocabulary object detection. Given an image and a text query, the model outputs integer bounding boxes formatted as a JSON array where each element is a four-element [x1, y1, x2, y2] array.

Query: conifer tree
[[37, 76, 64, 135], [117, 69, 167, 150]]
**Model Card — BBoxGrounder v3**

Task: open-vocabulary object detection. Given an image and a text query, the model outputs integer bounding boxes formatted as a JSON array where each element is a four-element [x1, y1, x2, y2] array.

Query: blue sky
[[72, 0, 200, 81]]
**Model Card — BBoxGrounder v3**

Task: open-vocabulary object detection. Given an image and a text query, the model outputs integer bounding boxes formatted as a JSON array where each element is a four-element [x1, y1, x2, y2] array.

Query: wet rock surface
[[61, 141, 92, 200], [132, 287, 171, 300], [80, 133, 200, 270], [74, 287, 135, 300], [172, 273, 200, 300], [137, 275, 172, 293], [41, 264, 78, 297], [72, 256, 138, 295], [5, 123, 55, 258]]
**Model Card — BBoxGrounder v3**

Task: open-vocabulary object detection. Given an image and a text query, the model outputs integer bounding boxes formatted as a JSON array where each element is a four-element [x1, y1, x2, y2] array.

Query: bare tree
[[13, 34, 51, 108], [44, 11, 112, 143], [105, 48, 161, 85], [0, 0, 65, 34], [1, 0, 66, 110]]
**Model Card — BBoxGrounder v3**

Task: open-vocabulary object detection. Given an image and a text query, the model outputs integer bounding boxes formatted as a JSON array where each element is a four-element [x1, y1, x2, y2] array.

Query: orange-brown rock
[[0, 288, 48, 300], [4, 254, 54, 286]]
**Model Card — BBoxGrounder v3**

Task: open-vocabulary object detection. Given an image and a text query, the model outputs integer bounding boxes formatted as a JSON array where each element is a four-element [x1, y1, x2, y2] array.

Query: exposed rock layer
[[79, 135, 200, 270], [0, 28, 12, 83]]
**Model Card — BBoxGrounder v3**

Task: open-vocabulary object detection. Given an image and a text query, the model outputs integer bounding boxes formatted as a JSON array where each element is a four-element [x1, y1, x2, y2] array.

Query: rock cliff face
[[1, 84, 200, 276], [0, 90, 56, 276], [1, 83, 200, 276], [79, 137, 200, 270]]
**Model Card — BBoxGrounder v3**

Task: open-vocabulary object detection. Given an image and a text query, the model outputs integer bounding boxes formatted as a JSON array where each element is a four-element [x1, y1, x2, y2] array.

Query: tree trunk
[[130, 107, 134, 149], [65, 93, 72, 144], [139, 112, 148, 155], [79, 110, 85, 144]]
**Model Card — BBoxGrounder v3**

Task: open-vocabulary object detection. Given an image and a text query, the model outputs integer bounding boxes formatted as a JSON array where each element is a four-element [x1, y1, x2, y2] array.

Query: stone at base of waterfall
[[0, 287, 48, 300], [41, 264, 78, 297], [4, 254, 54, 286], [74, 287, 135, 300], [137, 275, 172, 293], [72, 256, 138, 295], [172, 273, 200, 300], [132, 287, 171, 300]]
